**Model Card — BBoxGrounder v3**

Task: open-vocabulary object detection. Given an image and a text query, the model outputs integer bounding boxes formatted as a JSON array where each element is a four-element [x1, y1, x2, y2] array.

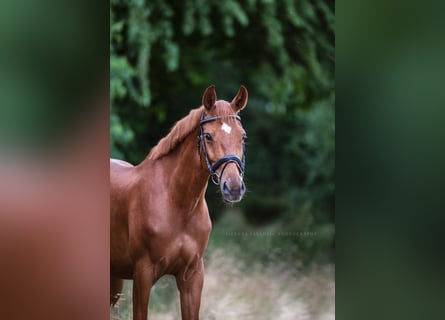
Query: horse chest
[[152, 224, 208, 255], [144, 218, 210, 274]]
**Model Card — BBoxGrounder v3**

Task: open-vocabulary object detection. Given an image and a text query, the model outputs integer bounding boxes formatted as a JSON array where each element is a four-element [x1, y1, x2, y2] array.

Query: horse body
[[110, 85, 248, 320], [110, 146, 211, 319]]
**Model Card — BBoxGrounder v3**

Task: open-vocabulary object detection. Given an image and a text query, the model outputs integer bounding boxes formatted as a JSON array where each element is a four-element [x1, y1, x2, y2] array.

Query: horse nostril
[[241, 182, 246, 193], [222, 181, 229, 193]]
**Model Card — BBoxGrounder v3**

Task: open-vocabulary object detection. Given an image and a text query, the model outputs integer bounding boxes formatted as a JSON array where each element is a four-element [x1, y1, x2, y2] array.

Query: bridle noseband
[[197, 112, 246, 185]]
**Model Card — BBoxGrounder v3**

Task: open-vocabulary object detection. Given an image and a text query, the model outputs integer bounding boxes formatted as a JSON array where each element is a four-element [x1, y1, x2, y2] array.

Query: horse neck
[[142, 128, 210, 213]]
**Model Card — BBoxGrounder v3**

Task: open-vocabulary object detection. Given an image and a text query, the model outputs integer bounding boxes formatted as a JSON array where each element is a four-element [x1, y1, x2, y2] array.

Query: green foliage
[[110, 0, 334, 264]]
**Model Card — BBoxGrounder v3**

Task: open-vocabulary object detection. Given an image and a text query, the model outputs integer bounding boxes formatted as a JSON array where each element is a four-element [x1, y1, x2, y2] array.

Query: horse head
[[198, 85, 248, 202]]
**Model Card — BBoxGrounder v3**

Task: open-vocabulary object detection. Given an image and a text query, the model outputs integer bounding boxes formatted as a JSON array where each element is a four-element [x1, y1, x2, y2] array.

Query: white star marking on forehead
[[221, 122, 232, 134]]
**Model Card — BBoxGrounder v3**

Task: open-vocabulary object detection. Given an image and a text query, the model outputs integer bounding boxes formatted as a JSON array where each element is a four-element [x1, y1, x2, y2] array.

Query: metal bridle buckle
[[211, 173, 220, 185]]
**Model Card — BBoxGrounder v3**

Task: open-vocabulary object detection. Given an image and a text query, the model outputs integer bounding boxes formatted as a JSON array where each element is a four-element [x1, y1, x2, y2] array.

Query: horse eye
[[204, 133, 213, 142]]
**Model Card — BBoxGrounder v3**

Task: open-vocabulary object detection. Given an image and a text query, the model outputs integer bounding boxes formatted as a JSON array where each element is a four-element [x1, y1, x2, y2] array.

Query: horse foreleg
[[110, 277, 124, 306], [133, 261, 153, 320], [176, 259, 204, 320]]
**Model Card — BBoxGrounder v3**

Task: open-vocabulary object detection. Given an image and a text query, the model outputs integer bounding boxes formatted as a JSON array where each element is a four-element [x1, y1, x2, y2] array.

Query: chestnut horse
[[110, 85, 248, 320]]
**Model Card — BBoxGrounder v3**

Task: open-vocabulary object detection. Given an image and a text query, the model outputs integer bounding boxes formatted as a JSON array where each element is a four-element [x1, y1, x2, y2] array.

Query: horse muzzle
[[221, 180, 246, 202], [220, 168, 246, 202]]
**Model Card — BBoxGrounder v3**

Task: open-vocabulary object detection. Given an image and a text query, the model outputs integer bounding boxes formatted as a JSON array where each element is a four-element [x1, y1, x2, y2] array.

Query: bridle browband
[[197, 112, 246, 185]]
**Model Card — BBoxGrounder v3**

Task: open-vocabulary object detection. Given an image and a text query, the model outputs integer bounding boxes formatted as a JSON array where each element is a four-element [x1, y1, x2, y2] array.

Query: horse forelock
[[212, 100, 239, 120]]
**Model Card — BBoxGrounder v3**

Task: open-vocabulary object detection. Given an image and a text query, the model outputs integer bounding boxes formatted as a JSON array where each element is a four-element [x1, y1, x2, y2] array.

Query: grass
[[110, 248, 334, 320]]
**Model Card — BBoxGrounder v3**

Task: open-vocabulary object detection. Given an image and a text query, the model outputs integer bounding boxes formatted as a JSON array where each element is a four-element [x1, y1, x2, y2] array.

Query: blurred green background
[[110, 0, 334, 266]]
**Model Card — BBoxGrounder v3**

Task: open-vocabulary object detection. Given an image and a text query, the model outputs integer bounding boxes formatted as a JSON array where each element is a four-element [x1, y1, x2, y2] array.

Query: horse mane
[[147, 107, 203, 160], [147, 101, 236, 161]]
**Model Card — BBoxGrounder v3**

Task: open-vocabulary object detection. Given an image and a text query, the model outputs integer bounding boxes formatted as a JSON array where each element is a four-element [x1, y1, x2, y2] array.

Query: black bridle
[[197, 112, 246, 185]]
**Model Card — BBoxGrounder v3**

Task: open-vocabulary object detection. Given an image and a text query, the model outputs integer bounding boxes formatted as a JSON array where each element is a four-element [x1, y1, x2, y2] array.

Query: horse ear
[[202, 85, 217, 111], [231, 85, 248, 112]]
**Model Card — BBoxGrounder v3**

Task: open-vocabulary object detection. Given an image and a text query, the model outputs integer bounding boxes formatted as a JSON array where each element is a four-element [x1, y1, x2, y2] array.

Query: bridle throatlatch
[[197, 112, 246, 185]]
